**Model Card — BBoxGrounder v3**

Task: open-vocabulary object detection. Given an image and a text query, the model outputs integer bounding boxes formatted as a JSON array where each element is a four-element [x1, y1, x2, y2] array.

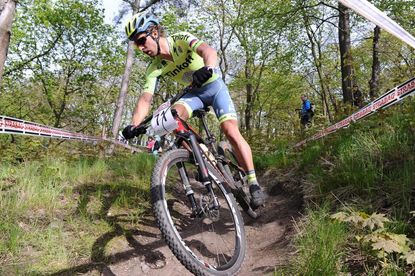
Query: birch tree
[[0, 0, 16, 87]]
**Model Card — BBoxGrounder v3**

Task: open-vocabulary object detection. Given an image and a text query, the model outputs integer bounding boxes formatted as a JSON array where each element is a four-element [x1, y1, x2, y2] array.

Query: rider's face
[[134, 32, 157, 57]]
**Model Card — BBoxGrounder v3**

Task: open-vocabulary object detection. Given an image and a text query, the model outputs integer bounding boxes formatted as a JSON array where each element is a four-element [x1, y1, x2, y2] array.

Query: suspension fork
[[176, 162, 197, 212], [188, 133, 219, 210]]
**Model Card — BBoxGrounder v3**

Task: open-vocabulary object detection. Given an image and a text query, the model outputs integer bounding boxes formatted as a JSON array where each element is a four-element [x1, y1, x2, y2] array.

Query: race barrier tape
[[0, 116, 143, 152], [339, 0, 415, 49], [294, 76, 415, 148], [0, 116, 100, 141]]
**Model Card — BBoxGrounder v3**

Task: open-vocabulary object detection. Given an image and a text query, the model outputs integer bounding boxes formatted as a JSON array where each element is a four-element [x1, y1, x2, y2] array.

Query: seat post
[[194, 108, 216, 151]]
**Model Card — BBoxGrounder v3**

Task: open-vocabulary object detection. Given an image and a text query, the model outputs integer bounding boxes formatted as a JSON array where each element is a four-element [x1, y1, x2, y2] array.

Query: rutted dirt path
[[59, 170, 303, 276], [99, 170, 303, 276]]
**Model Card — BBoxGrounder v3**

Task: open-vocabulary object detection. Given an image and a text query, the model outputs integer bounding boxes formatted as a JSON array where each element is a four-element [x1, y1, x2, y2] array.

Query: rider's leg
[[220, 120, 252, 171], [205, 79, 265, 207], [221, 120, 265, 207], [172, 92, 204, 121], [171, 103, 190, 121]]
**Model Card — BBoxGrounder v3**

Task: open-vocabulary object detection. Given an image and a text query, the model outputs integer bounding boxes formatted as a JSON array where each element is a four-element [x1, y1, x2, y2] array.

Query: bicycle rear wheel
[[151, 148, 246, 276]]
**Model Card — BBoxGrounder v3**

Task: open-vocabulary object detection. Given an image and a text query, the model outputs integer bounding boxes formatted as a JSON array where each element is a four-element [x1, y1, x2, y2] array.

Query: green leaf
[[362, 213, 390, 230], [330, 211, 348, 222], [402, 251, 415, 264], [370, 232, 410, 254]]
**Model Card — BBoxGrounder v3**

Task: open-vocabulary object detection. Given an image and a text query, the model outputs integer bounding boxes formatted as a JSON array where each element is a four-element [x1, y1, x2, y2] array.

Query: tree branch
[[4, 30, 63, 76]]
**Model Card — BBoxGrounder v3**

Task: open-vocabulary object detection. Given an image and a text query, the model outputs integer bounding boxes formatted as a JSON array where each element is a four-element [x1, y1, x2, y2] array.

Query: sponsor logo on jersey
[[165, 55, 194, 77], [173, 34, 191, 42]]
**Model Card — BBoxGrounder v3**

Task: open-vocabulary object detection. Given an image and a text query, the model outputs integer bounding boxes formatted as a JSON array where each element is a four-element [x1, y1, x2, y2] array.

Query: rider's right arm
[[132, 92, 153, 126], [143, 60, 163, 94], [131, 62, 162, 126]]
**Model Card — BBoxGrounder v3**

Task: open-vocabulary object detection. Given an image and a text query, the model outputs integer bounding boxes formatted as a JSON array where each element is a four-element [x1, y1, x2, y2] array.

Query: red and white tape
[[0, 116, 100, 141], [294, 76, 415, 148], [0, 116, 143, 152]]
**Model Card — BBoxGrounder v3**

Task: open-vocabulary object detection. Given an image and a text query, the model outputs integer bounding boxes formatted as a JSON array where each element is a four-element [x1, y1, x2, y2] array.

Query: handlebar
[[133, 86, 193, 135]]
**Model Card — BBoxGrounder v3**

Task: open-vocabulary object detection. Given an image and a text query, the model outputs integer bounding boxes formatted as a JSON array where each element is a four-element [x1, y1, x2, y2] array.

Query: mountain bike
[[131, 87, 259, 275]]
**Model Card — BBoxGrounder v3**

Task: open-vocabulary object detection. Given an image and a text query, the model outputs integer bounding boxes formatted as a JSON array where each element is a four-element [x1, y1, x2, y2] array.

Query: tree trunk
[[108, 0, 140, 154], [216, 0, 236, 84], [303, 13, 333, 122], [369, 26, 381, 100], [244, 82, 253, 133], [244, 57, 253, 134], [338, 3, 353, 104], [0, 0, 16, 87], [111, 41, 135, 139]]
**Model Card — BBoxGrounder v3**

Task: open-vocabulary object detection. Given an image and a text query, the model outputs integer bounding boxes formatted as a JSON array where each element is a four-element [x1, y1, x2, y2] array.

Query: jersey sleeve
[[172, 32, 204, 52], [143, 60, 162, 94]]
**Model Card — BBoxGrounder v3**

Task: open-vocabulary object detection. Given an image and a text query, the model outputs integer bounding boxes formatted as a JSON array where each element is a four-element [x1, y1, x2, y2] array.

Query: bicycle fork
[[177, 133, 220, 217]]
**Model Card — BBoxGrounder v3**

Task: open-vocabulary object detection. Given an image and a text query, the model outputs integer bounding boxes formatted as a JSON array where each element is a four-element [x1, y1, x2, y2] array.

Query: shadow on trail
[[237, 176, 304, 275], [48, 173, 304, 276], [48, 183, 171, 275], [48, 182, 222, 275]]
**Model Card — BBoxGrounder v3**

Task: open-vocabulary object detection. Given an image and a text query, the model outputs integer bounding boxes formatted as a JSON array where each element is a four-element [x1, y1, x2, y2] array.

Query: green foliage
[[332, 211, 390, 231], [3, 0, 125, 135], [253, 143, 293, 171], [0, 153, 154, 274], [332, 209, 415, 273], [280, 205, 348, 275], [295, 101, 415, 219], [333, 132, 383, 195], [299, 141, 324, 168], [281, 99, 414, 274]]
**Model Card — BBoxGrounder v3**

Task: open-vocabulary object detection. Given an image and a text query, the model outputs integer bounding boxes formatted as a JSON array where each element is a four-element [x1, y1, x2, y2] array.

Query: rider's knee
[[172, 103, 190, 120]]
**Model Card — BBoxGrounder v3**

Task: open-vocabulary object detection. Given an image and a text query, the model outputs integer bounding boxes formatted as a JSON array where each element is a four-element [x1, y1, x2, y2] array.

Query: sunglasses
[[134, 33, 151, 46]]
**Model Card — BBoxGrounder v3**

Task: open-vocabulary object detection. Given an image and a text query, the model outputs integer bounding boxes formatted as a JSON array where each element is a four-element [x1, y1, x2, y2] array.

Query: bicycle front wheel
[[151, 149, 246, 276]]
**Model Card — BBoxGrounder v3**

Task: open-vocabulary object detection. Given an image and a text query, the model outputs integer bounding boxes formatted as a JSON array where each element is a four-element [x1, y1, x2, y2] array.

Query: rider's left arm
[[194, 42, 217, 69]]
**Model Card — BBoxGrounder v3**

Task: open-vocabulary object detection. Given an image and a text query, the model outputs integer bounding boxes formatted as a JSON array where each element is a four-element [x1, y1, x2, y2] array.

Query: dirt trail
[[58, 171, 302, 276], [96, 171, 303, 276]]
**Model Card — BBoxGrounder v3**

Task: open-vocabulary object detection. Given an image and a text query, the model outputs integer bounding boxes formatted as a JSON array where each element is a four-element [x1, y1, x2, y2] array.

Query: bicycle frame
[[137, 87, 245, 216]]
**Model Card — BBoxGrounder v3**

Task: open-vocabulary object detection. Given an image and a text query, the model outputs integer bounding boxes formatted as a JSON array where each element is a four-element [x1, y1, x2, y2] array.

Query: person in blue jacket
[[300, 95, 314, 127]]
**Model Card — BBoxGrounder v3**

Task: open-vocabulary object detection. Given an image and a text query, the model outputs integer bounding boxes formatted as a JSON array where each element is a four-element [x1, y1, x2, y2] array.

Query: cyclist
[[122, 12, 265, 207]]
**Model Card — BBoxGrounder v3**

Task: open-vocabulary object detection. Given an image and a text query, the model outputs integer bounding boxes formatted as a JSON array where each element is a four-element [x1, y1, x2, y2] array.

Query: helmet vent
[[138, 18, 144, 27]]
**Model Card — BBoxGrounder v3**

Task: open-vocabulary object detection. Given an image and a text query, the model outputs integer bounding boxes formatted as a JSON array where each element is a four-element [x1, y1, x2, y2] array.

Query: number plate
[[149, 102, 178, 136]]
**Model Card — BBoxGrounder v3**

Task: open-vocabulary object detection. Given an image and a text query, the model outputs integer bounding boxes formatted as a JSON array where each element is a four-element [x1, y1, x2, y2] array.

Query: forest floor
[[60, 169, 303, 276]]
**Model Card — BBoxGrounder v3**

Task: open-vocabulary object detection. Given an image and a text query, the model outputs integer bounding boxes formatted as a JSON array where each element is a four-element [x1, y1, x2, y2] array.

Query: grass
[[0, 100, 412, 274], [0, 153, 155, 274], [293, 101, 414, 211], [276, 100, 415, 274], [276, 205, 349, 275], [253, 146, 293, 171]]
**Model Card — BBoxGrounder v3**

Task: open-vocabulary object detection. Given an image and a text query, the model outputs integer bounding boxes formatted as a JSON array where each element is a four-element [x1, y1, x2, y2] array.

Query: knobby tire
[[151, 149, 246, 276]]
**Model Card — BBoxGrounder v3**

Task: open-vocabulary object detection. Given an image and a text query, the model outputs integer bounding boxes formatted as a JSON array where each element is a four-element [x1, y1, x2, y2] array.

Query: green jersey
[[143, 32, 219, 94]]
